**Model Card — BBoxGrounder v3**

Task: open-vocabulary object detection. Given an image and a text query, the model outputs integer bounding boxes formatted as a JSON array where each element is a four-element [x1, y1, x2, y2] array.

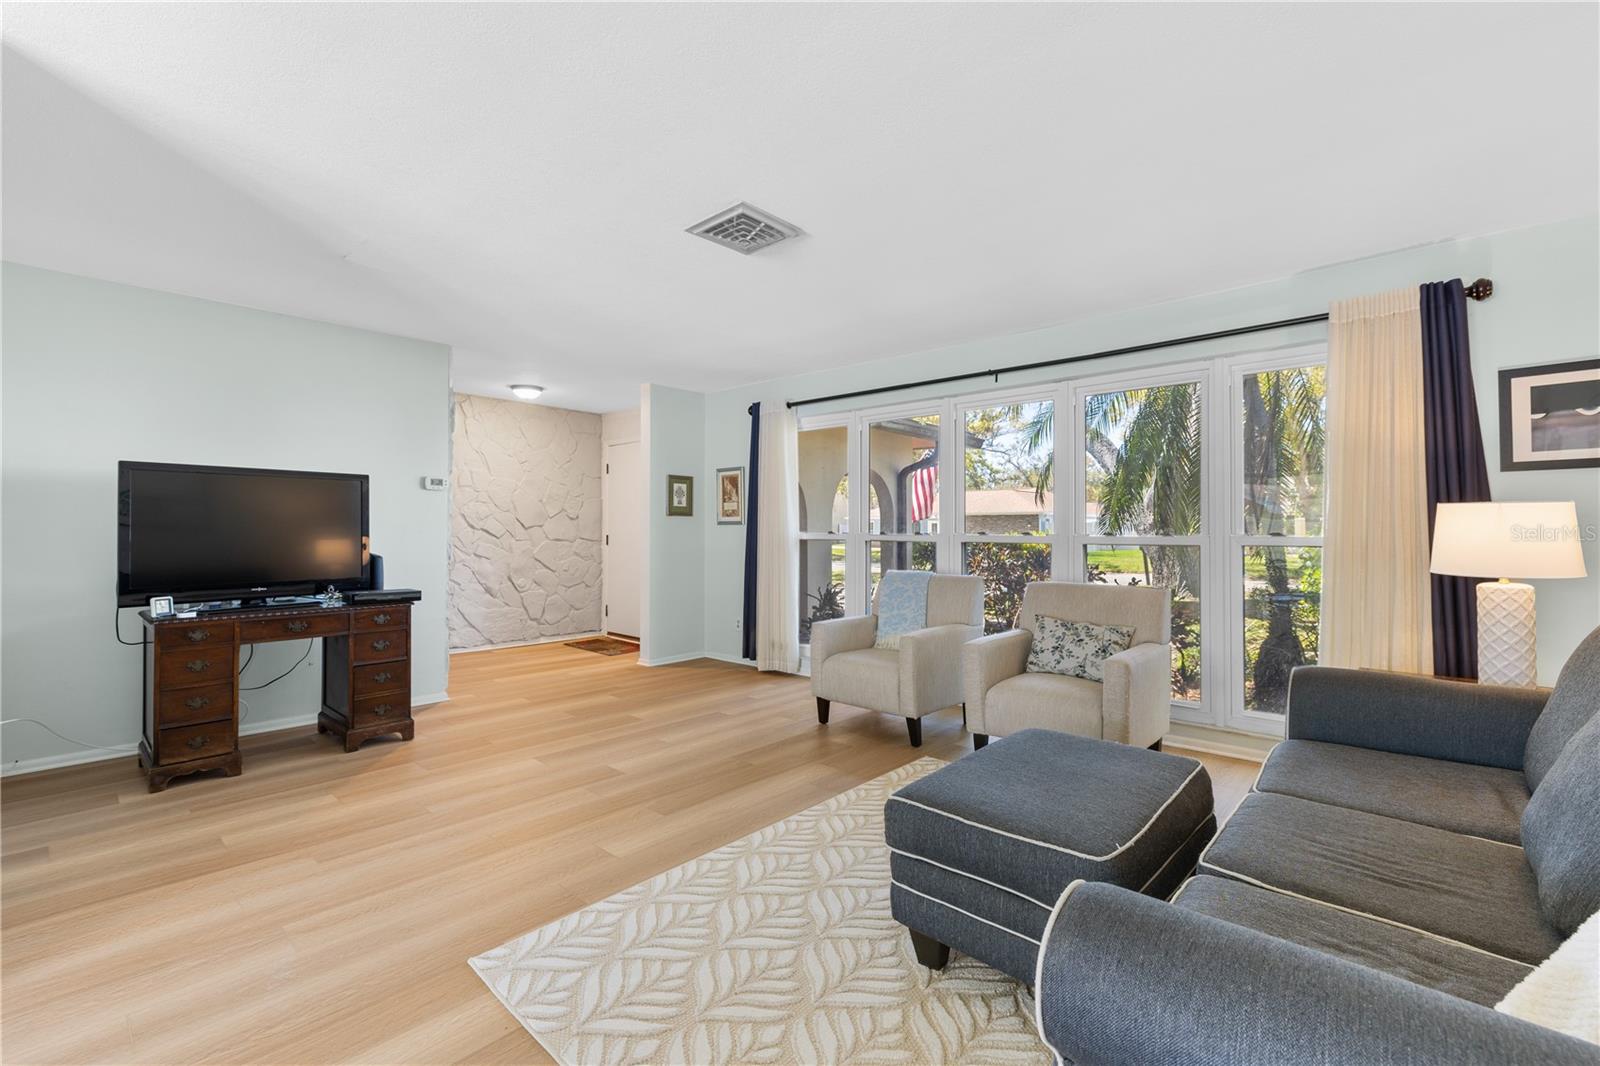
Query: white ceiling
[[4, 3, 1597, 413]]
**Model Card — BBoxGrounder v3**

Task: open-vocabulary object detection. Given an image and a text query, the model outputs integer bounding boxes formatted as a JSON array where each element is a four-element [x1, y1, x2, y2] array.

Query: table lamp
[[1430, 501, 1588, 686]]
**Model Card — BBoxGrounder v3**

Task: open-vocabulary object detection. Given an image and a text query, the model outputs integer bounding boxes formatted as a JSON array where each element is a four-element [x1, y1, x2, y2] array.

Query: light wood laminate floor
[[1, 643, 1259, 1065]]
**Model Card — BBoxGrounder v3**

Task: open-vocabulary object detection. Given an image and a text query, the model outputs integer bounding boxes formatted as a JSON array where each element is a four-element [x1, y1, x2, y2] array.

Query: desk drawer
[[351, 692, 409, 729], [158, 721, 234, 763], [354, 606, 408, 631], [240, 613, 348, 642], [156, 682, 234, 728], [353, 661, 407, 696], [156, 622, 234, 650], [158, 644, 236, 688], [352, 629, 408, 663]]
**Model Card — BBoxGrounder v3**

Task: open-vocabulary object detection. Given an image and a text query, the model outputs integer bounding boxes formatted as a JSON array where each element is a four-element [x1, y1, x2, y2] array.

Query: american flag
[[908, 463, 937, 524]]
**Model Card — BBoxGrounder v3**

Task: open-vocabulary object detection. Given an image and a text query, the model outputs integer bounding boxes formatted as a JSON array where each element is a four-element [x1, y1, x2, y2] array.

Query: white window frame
[[796, 413, 855, 666], [953, 387, 1065, 633], [792, 341, 1325, 737], [1222, 345, 1327, 737], [1068, 361, 1216, 728]]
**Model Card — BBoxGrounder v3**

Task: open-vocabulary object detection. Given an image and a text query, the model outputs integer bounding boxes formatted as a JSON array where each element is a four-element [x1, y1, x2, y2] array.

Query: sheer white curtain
[[1321, 287, 1434, 671], [756, 404, 800, 673]]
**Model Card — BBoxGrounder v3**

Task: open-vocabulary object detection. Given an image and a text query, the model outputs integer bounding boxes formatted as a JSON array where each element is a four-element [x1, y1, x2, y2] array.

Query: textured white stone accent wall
[[449, 394, 603, 649]]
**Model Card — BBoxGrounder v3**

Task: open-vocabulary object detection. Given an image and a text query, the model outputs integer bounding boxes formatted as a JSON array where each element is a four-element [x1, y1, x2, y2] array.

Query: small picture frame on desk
[[149, 595, 174, 618]]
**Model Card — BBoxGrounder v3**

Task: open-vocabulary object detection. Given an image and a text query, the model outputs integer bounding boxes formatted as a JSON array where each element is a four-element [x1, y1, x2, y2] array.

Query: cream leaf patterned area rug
[[470, 758, 1050, 1065]]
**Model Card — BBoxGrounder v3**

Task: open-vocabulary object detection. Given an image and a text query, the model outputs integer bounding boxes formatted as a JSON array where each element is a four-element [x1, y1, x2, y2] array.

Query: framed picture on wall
[[666, 474, 694, 516], [1499, 358, 1600, 471], [716, 467, 744, 524]]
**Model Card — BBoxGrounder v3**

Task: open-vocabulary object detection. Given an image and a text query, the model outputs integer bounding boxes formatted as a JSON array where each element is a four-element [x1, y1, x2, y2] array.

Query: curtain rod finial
[[1464, 278, 1493, 301]]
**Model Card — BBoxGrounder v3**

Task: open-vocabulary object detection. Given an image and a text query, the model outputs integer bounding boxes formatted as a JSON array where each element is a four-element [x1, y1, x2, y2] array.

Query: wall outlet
[[421, 476, 448, 491], [734, 618, 741, 630]]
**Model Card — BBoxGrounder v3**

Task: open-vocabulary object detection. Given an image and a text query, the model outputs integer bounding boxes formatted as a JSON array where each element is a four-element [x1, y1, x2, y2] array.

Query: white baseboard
[[1163, 726, 1270, 763], [702, 652, 756, 668], [637, 652, 707, 667], [1, 691, 450, 778], [450, 632, 602, 654]]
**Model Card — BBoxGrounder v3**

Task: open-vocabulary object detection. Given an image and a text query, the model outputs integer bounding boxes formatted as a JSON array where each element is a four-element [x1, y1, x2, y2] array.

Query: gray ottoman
[[885, 728, 1216, 983]]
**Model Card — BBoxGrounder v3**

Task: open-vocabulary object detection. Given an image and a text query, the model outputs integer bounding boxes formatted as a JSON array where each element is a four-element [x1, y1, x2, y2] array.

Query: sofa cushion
[[1522, 712, 1600, 937], [1174, 874, 1531, 1007], [1255, 739, 1529, 844], [815, 647, 899, 711], [884, 729, 1214, 905], [983, 672, 1103, 738], [1524, 625, 1600, 793], [1201, 792, 1562, 965]]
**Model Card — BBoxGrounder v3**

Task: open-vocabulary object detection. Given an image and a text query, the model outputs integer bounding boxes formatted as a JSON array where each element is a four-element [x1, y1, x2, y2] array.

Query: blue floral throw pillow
[[1026, 617, 1137, 682]]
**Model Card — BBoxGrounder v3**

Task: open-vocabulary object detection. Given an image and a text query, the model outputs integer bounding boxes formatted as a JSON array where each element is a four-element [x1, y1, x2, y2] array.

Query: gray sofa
[[1035, 625, 1600, 1065]]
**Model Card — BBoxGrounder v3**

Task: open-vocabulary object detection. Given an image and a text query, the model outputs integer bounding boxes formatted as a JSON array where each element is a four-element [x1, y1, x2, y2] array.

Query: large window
[[1234, 362, 1326, 722], [797, 422, 849, 644], [961, 399, 1054, 631], [1080, 381, 1204, 701], [794, 344, 1325, 738]]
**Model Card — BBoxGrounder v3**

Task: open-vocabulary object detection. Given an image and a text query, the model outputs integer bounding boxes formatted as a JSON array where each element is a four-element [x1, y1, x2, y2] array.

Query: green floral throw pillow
[[1026, 617, 1137, 682]]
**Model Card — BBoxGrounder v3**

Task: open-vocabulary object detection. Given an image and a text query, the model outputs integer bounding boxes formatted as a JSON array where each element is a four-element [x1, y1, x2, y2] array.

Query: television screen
[[118, 462, 369, 606]]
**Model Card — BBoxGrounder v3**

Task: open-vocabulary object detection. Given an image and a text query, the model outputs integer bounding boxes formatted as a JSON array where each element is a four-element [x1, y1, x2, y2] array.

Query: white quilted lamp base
[[1478, 581, 1537, 687]]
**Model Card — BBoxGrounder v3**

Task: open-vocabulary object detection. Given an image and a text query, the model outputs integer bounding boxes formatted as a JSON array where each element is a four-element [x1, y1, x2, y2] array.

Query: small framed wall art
[[1498, 358, 1600, 471], [666, 474, 694, 516], [716, 466, 745, 524]]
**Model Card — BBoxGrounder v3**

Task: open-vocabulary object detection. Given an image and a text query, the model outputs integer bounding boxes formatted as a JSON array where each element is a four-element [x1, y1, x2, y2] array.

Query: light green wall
[[1, 264, 453, 774], [641, 383, 707, 663], [700, 216, 1600, 684]]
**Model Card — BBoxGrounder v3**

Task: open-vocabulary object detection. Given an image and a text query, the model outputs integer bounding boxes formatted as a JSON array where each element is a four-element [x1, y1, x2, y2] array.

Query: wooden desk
[[138, 602, 414, 791]]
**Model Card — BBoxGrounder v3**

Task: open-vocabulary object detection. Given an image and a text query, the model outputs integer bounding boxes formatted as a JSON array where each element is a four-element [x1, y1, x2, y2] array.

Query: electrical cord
[[241, 640, 313, 691], [114, 605, 147, 647]]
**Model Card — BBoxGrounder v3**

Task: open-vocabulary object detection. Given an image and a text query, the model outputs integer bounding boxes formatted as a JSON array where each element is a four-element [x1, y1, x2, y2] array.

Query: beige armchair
[[810, 574, 984, 747], [963, 582, 1172, 750]]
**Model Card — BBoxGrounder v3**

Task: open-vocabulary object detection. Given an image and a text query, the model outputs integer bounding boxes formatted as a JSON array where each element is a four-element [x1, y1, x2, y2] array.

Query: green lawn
[[1086, 548, 1146, 574]]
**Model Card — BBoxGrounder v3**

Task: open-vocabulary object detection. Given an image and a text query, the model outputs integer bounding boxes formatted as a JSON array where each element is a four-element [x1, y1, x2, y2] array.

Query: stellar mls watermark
[[1509, 522, 1597, 543]]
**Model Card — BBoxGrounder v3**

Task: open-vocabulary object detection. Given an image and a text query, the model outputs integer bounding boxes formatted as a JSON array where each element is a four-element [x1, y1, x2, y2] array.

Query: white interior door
[[602, 440, 642, 638]]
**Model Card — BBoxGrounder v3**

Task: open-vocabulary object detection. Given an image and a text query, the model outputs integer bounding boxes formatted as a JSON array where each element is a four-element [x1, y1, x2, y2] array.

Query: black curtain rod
[[785, 277, 1493, 409]]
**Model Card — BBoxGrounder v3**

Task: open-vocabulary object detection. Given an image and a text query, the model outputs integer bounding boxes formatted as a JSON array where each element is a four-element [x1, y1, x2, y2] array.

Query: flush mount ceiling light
[[509, 384, 544, 401], [686, 202, 803, 255]]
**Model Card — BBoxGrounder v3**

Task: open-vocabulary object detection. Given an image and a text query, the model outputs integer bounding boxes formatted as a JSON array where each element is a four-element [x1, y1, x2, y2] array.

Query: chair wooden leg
[[973, 733, 988, 749], [906, 717, 922, 747], [909, 929, 950, 970], [1149, 739, 1163, 752], [816, 698, 830, 725]]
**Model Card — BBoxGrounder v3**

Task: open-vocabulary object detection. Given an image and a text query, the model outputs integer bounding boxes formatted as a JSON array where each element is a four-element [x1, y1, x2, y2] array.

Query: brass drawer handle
[[371, 639, 392, 651], [185, 629, 210, 643], [372, 704, 392, 717], [285, 620, 310, 633], [186, 735, 208, 750], [184, 695, 210, 711], [372, 612, 392, 626], [185, 659, 212, 673], [372, 670, 394, 684]]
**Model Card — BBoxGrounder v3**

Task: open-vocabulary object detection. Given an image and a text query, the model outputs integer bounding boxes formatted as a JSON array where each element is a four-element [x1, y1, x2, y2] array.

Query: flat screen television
[[117, 461, 369, 607]]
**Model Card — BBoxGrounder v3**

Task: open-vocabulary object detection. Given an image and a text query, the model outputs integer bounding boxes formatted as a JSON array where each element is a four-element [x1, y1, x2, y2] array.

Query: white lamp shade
[[1430, 501, 1588, 579]]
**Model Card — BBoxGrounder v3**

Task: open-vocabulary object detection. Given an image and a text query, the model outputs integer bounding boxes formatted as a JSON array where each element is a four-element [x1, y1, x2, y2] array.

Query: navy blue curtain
[[741, 402, 761, 660], [1421, 279, 1492, 679]]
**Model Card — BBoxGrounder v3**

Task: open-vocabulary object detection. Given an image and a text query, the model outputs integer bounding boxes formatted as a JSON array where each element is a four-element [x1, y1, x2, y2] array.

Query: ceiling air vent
[[686, 202, 802, 255]]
